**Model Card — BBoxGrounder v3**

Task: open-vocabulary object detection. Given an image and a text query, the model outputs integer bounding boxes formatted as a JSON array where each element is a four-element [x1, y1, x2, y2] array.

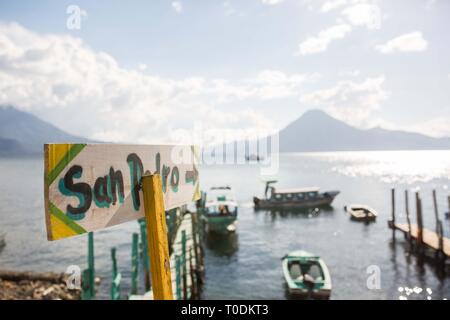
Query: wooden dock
[[388, 188, 450, 260], [129, 210, 204, 300], [390, 223, 450, 257]]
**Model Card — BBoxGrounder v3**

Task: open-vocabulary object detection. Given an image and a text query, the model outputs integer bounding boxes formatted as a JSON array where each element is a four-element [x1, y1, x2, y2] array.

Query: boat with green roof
[[202, 186, 238, 233]]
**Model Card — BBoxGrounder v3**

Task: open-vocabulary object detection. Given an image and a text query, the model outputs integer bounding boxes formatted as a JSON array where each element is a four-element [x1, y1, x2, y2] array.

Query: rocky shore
[[0, 270, 80, 300]]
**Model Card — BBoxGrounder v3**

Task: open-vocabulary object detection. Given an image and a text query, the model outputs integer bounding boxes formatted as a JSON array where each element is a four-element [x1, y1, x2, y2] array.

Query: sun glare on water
[[312, 150, 450, 184]]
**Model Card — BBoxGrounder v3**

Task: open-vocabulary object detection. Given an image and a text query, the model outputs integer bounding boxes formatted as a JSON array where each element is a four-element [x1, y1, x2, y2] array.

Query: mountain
[[2, 106, 449, 156], [279, 109, 450, 152], [0, 106, 92, 155], [0, 137, 25, 156]]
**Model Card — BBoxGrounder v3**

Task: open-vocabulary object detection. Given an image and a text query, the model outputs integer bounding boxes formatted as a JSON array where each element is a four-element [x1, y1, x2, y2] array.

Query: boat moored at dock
[[282, 250, 331, 300], [253, 181, 339, 210], [202, 186, 238, 233]]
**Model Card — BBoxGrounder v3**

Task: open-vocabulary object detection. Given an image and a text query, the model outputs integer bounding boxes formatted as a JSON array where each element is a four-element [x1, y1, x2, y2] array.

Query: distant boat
[[245, 154, 264, 162], [282, 250, 331, 300], [0, 233, 6, 252], [345, 204, 377, 222], [202, 186, 238, 233], [253, 180, 339, 210]]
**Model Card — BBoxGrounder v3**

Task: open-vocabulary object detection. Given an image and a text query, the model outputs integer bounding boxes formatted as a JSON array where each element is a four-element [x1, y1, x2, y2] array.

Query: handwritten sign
[[44, 144, 200, 241]]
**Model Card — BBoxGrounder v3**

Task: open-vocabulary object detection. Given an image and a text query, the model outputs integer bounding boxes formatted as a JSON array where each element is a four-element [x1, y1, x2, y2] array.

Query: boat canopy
[[274, 187, 319, 194], [206, 186, 237, 203]]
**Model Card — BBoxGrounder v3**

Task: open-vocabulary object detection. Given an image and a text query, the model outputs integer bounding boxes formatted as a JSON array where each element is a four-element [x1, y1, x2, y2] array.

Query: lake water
[[0, 151, 449, 300]]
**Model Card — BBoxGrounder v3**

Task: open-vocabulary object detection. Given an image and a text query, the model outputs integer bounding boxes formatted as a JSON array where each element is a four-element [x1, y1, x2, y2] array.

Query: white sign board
[[44, 144, 200, 241]]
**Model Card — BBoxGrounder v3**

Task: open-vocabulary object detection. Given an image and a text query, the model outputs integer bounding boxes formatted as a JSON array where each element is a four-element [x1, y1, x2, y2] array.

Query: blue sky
[[0, 0, 449, 144]]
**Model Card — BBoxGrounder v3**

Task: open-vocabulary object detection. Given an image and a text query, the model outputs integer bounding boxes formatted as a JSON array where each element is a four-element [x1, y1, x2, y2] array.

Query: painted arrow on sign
[[185, 165, 198, 185]]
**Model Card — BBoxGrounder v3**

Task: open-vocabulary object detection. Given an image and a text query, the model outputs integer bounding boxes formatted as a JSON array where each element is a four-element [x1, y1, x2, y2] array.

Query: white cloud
[[370, 114, 450, 138], [297, 24, 352, 55], [298, 1, 383, 56], [408, 116, 450, 138], [223, 1, 236, 16], [339, 69, 360, 77], [321, 0, 348, 12], [376, 32, 428, 54], [0, 23, 316, 144], [299, 76, 388, 125], [341, 3, 381, 30], [261, 0, 284, 5], [138, 63, 147, 71], [171, 1, 183, 14], [426, 0, 437, 10]]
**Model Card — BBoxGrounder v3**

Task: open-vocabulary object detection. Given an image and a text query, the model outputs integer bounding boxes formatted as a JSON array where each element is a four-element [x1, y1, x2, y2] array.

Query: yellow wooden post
[[142, 174, 173, 300]]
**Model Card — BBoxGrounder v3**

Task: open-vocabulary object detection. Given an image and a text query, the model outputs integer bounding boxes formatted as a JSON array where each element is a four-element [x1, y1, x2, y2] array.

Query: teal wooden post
[[167, 209, 175, 249], [189, 246, 196, 299], [175, 255, 181, 300], [131, 232, 139, 295], [139, 219, 151, 291], [111, 247, 121, 300], [88, 232, 95, 298], [81, 232, 95, 300], [191, 213, 199, 269], [81, 269, 92, 300], [182, 230, 187, 300]]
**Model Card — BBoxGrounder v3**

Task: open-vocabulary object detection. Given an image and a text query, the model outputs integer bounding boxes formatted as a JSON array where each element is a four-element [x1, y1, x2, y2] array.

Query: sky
[[0, 0, 449, 145]]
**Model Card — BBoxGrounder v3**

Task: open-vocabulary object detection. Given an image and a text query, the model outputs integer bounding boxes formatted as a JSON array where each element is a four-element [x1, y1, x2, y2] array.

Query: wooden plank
[[142, 174, 173, 300], [394, 223, 450, 256], [44, 144, 200, 241]]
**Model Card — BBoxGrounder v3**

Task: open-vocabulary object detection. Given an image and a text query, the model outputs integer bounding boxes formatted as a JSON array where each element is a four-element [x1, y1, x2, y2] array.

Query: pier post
[[111, 247, 121, 300], [131, 232, 139, 295], [175, 255, 182, 300], [81, 232, 95, 300], [88, 232, 95, 299], [139, 220, 151, 291], [432, 190, 439, 233], [390, 188, 396, 240], [405, 190, 413, 247], [191, 212, 200, 274], [189, 247, 197, 299], [432, 190, 445, 260], [142, 174, 173, 300], [448, 195, 450, 214], [415, 192, 424, 253], [181, 230, 187, 300]]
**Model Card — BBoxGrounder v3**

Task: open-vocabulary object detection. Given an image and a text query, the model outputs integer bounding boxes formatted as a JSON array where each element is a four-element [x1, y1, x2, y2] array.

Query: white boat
[[345, 204, 378, 222], [282, 250, 331, 300]]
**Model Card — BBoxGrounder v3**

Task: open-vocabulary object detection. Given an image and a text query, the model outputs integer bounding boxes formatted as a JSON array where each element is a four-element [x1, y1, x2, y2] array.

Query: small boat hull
[[204, 215, 237, 233], [287, 287, 331, 300], [345, 204, 377, 222], [282, 250, 332, 300], [254, 191, 339, 210]]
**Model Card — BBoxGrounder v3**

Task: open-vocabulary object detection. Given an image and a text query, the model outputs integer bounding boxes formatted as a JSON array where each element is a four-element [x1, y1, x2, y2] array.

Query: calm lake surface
[[1, 151, 449, 299]]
